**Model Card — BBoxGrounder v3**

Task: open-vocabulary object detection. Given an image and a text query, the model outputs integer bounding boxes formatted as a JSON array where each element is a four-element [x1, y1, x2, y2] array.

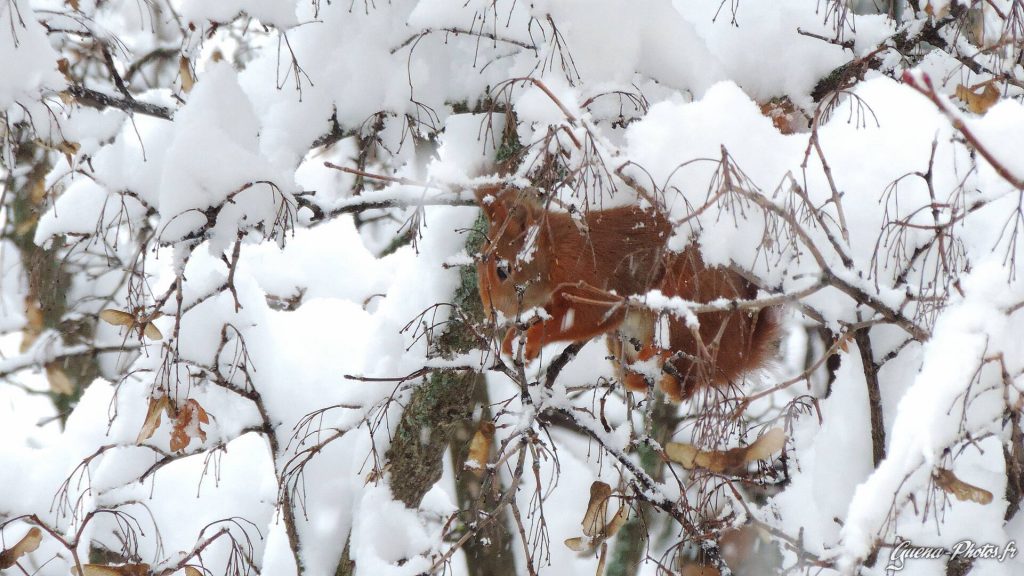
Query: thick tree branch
[[66, 85, 173, 120], [855, 328, 886, 468]]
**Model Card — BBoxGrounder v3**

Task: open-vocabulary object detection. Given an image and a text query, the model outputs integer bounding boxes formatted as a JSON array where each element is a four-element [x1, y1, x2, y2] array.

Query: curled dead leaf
[[564, 536, 592, 552], [21, 298, 44, 353], [179, 56, 195, 93], [170, 399, 211, 452], [136, 396, 170, 444], [666, 428, 786, 473], [99, 309, 136, 327], [935, 468, 993, 505], [604, 503, 630, 538], [745, 428, 787, 462], [665, 442, 701, 468], [759, 97, 806, 135], [836, 330, 853, 354], [184, 567, 203, 576], [582, 481, 612, 538], [923, 0, 950, 17], [955, 83, 1000, 115], [0, 527, 42, 569], [45, 362, 75, 395], [57, 140, 80, 165], [99, 309, 163, 340], [57, 57, 72, 80], [143, 322, 163, 341], [565, 481, 630, 553], [666, 442, 744, 473], [465, 421, 495, 476]]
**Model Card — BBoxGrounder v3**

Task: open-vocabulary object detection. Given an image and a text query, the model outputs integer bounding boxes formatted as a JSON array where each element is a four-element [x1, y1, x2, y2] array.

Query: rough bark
[[449, 378, 517, 576], [337, 213, 515, 574], [3, 133, 98, 420], [386, 248, 485, 507], [855, 329, 886, 468]]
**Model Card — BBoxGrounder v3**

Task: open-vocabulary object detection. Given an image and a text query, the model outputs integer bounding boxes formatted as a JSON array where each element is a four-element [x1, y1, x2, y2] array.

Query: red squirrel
[[475, 186, 777, 401]]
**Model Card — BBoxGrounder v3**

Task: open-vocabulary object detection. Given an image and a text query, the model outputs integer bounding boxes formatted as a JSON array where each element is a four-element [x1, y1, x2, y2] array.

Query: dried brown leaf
[[0, 527, 42, 569], [45, 362, 75, 395], [170, 399, 211, 452], [666, 442, 744, 473], [136, 396, 170, 444], [564, 536, 591, 552], [170, 427, 189, 452], [935, 468, 993, 505], [465, 421, 495, 476], [57, 140, 80, 165], [100, 309, 162, 340], [581, 481, 612, 538], [565, 489, 627, 553], [57, 58, 72, 79], [179, 56, 194, 93], [745, 428, 787, 462], [664, 442, 700, 468], [99, 309, 136, 327], [836, 331, 852, 353], [666, 429, 786, 473], [143, 322, 163, 341], [955, 84, 1000, 114], [604, 503, 630, 538], [21, 298, 44, 353], [759, 98, 805, 134]]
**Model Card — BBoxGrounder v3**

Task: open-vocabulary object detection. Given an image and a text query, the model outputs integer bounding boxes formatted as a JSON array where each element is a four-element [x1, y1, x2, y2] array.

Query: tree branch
[[66, 85, 173, 120]]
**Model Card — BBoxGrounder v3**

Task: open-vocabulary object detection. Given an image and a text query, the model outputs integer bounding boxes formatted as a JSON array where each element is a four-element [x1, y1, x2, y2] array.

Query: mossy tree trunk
[[336, 213, 515, 575], [449, 379, 517, 576], [3, 132, 98, 421]]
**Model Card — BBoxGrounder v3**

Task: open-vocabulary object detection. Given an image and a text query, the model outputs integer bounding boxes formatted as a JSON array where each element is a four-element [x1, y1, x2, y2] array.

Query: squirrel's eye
[[495, 264, 509, 282]]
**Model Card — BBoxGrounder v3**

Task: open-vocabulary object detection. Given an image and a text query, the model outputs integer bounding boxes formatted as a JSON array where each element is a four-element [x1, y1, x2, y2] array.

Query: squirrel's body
[[641, 246, 777, 400], [476, 186, 776, 401]]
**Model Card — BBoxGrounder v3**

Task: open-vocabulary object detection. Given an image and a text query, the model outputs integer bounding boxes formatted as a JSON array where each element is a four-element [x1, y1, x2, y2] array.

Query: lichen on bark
[[385, 213, 488, 507]]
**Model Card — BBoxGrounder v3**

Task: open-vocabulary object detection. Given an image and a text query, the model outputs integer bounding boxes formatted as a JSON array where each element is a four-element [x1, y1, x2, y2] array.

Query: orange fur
[[619, 246, 778, 401], [476, 185, 668, 360], [476, 186, 777, 401]]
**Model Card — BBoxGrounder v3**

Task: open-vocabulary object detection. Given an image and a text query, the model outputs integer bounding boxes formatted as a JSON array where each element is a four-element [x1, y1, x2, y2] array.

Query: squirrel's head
[[475, 186, 551, 317]]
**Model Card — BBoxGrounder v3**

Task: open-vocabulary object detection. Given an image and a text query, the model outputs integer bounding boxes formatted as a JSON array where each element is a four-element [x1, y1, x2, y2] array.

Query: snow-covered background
[[2, 0, 1024, 575]]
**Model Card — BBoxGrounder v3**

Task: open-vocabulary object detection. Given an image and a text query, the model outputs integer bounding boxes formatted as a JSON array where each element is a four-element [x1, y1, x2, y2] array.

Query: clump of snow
[[839, 260, 1023, 569], [179, 0, 299, 29], [0, 0, 63, 109]]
